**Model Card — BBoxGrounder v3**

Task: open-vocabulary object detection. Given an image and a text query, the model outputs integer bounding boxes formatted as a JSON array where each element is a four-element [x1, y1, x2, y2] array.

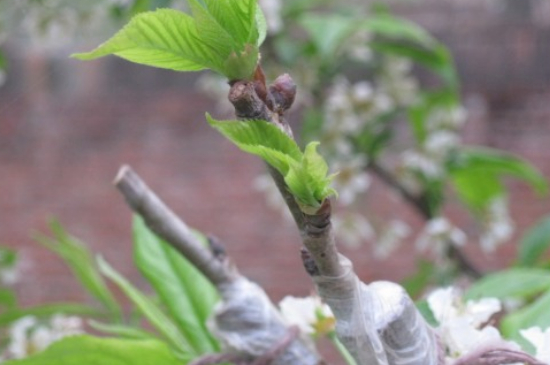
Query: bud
[[269, 73, 297, 113]]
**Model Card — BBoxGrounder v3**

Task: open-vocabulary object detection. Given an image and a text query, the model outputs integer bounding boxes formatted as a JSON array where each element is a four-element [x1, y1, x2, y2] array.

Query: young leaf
[[133, 216, 220, 353], [465, 268, 550, 301], [2, 335, 183, 365], [35, 221, 122, 320], [97, 256, 194, 357], [73, 9, 211, 71], [73, 0, 266, 80], [517, 215, 550, 267], [207, 116, 337, 212]]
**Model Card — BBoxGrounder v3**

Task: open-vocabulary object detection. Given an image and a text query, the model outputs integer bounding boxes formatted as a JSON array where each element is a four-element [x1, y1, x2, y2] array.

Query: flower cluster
[[427, 287, 550, 364], [416, 217, 467, 258], [400, 106, 466, 181], [479, 197, 514, 252], [1, 315, 83, 361]]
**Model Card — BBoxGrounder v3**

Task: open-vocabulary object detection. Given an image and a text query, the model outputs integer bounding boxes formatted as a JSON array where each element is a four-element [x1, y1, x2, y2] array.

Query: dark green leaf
[[34, 221, 121, 319], [517, 215, 550, 267], [415, 300, 438, 327], [2, 335, 183, 365], [133, 216, 220, 353], [401, 260, 435, 299], [450, 147, 548, 211], [97, 257, 194, 357], [465, 268, 550, 300]]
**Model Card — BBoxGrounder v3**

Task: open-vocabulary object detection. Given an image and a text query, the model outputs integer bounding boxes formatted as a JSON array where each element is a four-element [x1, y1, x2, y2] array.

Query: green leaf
[[0, 304, 99, 327], [517, 215, 550, 267], [401, 260, 435, 299], [450, 147, 548, 211], [133, 216, 220, 353], [362, 14, 437, 48], [299, 14, 359, 58], [501, 288, 550, 352], [73, 0, 265, 80], [0, 288, 17, 309], [89, 320, 158, 340], [72, 9, 210, 71], [415, 300, 438, 327], [2, 335, 182, 365], [34, 221, 121, 320], [465, 268, 550, 301], [207, 116, 337, 211], [206, 115, 302, 164], [97, 257, 194, 357]]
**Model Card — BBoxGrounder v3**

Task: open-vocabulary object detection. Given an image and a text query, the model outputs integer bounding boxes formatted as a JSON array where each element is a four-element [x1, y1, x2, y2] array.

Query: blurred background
[[1, 0, 550, 309]]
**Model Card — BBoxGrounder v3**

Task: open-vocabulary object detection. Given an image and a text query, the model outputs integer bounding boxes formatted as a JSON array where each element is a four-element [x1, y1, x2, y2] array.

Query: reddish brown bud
[[268, 73, 297, 113]]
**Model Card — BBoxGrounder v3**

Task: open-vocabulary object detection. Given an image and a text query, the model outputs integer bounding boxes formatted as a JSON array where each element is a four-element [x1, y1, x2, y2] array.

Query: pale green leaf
[[362, 14, 437, 47], [133, 216, 220, 353], [97, 257, 194, 356], [2, 335, 183, 365], [465, 268, 550, 301], [299, 14, 359, 57], [518, 215, 550, 267], [206, 116, 302, 162], [89, 320, 158, 340], [35, 221, 121, 320], [72, 9, 213, 72]]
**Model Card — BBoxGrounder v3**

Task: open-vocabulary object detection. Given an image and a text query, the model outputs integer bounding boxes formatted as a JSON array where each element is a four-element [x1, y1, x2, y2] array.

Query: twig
[[228, 80, 345, 278], [114, 165, 235, 286], [367, 160, 482, 278]]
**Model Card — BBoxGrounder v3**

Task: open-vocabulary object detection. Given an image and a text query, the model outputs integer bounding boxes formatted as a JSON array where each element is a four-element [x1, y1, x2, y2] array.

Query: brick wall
[[1, 0, 550, 310]]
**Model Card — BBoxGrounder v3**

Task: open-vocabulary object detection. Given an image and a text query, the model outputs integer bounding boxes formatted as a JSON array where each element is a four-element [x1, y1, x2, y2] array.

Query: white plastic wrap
[[314, 256, 441, 365], [209, 277, 321, 365]]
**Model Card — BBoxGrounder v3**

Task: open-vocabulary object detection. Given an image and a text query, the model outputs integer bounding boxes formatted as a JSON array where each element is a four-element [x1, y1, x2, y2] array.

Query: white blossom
[[479, 197, 514, 252], [4, 315, 83, 360], [427, 287, 512, 360], [416, 217, 467, 255], [401, 149, 443, 179], [331, 157, 371, 206], [279, 295, 334, 336], [374, 220, 411, 259], [520, 327, 550, 364], [333, 212, 374, 248], [424, 130, 460, 155]]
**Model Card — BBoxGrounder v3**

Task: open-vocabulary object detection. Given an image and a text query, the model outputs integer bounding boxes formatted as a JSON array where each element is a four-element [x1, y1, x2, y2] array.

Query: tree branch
[[114, 165, 323, 365], [114, 165, 235, 286]]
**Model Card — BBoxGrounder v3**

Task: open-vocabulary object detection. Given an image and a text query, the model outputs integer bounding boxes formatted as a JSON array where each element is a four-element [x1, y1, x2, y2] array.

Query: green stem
[[328, 332, 357, 365]]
